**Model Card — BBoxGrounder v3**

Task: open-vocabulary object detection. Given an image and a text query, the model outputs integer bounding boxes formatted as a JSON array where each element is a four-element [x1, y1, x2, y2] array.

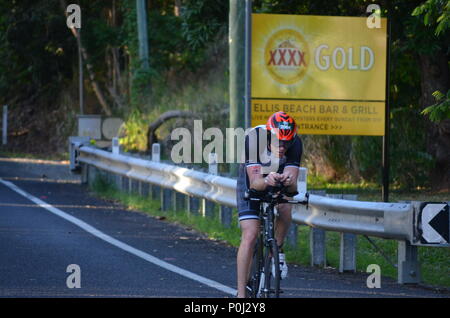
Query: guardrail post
[[188, 196, 200, 216], [286, 223, 298, 248], [173, 191, 186, 212], [121, 176, 129, 192], [81, 163, 88, 184], [202, 153, 217, 218], [151, 143, 161, 202], [220, 206, 233, 228], [151, 184, 161, 201], [114, 175, 121, 190], [203, 200, 216, 218], [130, 179, 139, 194], [69, 136, 90, 172], [339, 233, 356, 273], [139, 182, 149, 197], [152, 143, 161, 162], [298, 167, 307, 194], [161, 188, 173, 212], [87, 164, 98, 186], [339, 194, 358, 273], [208, 153, 218, 175], [309, 190, 327, 267], [398, 240, 421, 284], [2, 105, 7, 145], [310, 228, 326, 267], [109, 171, 117, 187], [112, 137, 122, 154]]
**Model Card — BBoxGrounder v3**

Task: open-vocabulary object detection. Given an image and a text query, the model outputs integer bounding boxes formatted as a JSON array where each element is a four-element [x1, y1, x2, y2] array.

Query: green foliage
[[119, 0, 224, 112], [386, 24, 436, 188], [119, 110, 149, 152], [412, 0, 450, 36], [254, 0, 366, 16], [181, 0, 228, 51], [351, 136, 382, 181], [421, 90, 450, 122], [0, 0, 74, 100]]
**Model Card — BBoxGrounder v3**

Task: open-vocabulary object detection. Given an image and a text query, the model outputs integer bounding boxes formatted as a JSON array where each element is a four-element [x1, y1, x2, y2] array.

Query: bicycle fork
[[261, 209, 279, 297]]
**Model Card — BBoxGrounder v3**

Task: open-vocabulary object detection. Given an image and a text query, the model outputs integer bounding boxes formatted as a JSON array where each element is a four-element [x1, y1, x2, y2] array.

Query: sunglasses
[[271, 139, 294, 148]]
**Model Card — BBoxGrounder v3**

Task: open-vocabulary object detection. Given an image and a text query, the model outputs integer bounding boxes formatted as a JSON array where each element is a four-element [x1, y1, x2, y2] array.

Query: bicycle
[[244, 185, 309, 298]]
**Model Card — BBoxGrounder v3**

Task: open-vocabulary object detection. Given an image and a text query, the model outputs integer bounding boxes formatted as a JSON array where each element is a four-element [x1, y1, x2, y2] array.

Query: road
[[0, 159, 448, 298]]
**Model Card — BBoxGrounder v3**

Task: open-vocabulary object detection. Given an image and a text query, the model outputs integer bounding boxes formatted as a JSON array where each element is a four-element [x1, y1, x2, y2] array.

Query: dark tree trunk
[[60, 0, 112, 116], [418, 50, 450, 190]]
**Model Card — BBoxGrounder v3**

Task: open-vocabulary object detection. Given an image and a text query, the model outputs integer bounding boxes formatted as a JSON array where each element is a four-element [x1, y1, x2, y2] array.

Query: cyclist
[[236, 111, 302, 298]]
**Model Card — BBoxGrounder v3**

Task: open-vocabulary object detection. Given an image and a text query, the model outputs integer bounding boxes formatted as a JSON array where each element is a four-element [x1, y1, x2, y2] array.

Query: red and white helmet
[[266, 111, 298, 141]]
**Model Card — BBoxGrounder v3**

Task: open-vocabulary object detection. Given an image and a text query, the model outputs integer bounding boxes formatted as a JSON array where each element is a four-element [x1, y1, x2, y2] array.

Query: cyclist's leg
[[237, 218, 260, 298], [275, 203, 292, 247]]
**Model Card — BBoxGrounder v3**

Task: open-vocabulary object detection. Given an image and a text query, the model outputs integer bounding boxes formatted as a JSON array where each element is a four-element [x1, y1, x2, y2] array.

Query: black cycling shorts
[[236, 175, 261, 221]]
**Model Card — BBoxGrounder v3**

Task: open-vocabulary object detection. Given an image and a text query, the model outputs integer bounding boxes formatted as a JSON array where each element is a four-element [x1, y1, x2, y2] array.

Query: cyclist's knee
[[241, 227, 258, 244], [240, 220, 259, 246]]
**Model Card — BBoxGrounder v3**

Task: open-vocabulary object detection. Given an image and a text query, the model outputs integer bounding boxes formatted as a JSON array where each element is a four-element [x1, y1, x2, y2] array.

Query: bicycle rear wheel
[[262, 240, 280, 298]]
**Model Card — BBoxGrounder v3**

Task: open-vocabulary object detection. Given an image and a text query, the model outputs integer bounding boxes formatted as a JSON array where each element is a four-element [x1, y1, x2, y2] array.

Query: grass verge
[[91, 175, 450, 289], [0, 149, 69, 162]]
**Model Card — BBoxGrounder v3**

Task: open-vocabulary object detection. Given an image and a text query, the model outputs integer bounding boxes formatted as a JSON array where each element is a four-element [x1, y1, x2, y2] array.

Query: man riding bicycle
[[236, 111, 302, 298]]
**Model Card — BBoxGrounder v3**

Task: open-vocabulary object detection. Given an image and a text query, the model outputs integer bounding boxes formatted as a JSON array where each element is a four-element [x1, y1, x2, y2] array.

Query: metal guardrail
[[77, 145, 237, 207], [77, 145, 415, 241], [73, 142, 449, 285], [295, 196, 413, 242]]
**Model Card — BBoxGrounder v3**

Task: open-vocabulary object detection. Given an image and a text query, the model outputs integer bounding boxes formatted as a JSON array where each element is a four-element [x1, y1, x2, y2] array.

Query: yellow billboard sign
[[252, 14, 387, 101], [251, 99, 385, 136]]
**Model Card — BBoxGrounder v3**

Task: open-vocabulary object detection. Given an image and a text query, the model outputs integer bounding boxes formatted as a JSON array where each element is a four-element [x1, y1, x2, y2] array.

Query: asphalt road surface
[[0, 160, 448, 298]]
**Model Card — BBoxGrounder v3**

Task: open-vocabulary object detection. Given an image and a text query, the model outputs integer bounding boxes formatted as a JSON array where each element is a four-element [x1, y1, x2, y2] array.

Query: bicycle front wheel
[[262, 240, 280, 298], [246, 237, 263, 298]]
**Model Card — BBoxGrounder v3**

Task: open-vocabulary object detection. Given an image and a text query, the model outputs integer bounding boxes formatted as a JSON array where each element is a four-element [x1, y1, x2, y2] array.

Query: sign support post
[[244, 0, 252, 129], [382, 19, 391, 202], [2, 105, 7, 146]]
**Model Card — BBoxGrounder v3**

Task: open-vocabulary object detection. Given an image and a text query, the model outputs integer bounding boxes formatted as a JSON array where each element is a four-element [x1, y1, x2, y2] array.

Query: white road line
[[0, 178, 236, 296]]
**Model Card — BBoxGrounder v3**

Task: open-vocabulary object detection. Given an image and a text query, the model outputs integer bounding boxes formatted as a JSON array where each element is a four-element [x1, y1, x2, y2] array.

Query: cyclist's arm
[[246, 165, 266, 191]]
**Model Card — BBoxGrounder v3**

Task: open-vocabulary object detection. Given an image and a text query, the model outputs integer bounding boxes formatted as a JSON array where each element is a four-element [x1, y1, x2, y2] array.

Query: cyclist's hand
[[264, 172, 282, 187], [278, 171, 295, 187]]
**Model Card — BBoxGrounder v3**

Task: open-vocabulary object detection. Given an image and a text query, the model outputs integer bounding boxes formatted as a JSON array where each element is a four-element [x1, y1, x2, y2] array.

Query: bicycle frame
[[245, 187, 309, 298], [248, 202, 279, 298]]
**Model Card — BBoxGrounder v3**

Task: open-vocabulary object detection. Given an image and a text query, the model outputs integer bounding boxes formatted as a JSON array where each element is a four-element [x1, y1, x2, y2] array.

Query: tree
[[413, 0, 450, 124], [60, 0, 112, 116], [413, 0, 450, 36], [409, 0, 450, 189]]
